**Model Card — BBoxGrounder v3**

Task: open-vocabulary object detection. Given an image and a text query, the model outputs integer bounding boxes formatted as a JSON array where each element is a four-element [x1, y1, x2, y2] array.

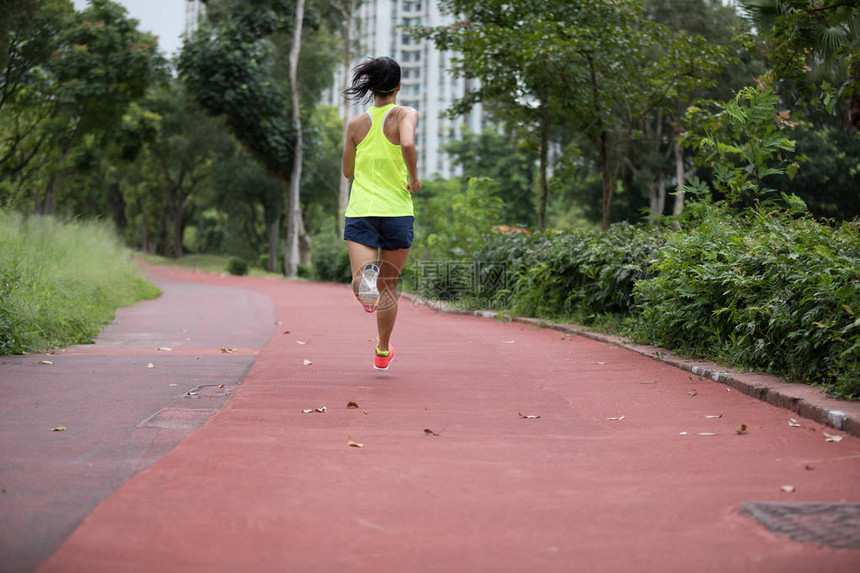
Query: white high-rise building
[[185, 0, 206, 36], [330, 0, 484, 179]]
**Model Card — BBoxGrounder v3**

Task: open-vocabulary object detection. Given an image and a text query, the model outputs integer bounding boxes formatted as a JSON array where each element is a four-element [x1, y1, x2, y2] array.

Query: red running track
[[27, 265, 860, 572]]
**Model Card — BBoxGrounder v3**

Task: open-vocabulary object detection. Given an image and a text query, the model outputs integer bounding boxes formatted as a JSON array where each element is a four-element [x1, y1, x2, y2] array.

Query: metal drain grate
[[740, 502, 860, 550]]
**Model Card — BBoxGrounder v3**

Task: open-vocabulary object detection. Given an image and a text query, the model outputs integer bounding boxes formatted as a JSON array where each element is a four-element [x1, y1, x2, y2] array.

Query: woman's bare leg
[[376, 248, 410, 352]]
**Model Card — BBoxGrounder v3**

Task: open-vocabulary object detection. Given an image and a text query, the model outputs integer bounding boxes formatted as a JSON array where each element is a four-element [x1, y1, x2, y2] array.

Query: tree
[[740, 0, 860, 130], [284, 0, 306, 277], [419, 0, 728, 231], [445, 129, 536, 226]]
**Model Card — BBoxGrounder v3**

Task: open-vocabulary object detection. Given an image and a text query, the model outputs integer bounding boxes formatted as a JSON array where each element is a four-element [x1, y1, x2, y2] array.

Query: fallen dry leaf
[[296, 340, 310, 345], [704, 414, 723, 419], [688, 390, 698, 397], [781, 485, 795, 493], [823, 431, 844, 443], [640, 380, 658, 385], [303, 359, 313, 366], [424, 429, 439, 436], [218, 383, 225, 389], [679, 432, 688, 435], [220, 347, 237, 354], [283, 330, 290, 334], [37, 360, 53, 365], [186, 391, 199, 397], [51, 425, 66, 432], [347, 401, 359, 409], [789, 419, 802, 428], [606, 415, 625, 421], [726, 388, 732, 392], [804, 465, 815, 471], [596, 361, 607, 365], [500, 340, 516, 344], [736, 424, 747, 435], [302, 406, 326, 414], [348, 438, 364, 448], [157, 347, 172, 352], [696, 432, 718, 436], [147, 363, 155, 369], [518, 412, 540, 419]]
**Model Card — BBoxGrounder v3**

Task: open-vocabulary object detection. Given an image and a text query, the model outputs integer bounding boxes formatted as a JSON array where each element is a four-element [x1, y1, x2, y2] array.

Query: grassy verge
[[139, 253, 284, 278], [0, 212, 160, 354]]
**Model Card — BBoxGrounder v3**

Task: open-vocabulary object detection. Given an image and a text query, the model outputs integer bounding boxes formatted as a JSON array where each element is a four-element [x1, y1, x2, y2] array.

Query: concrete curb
[[402, 293, 860, 437]]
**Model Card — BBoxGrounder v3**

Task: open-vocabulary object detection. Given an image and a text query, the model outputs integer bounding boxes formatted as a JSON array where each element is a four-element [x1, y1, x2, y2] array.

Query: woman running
[[342, 56, 421, 371]]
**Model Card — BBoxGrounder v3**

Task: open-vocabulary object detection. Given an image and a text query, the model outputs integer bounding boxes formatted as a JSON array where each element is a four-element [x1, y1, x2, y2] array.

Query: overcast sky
[[71, 0, 187, 57]]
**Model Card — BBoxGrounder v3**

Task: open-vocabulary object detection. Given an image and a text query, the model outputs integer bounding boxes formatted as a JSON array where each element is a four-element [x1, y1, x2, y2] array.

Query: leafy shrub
[[633, 210, 859, 398], [472, 223, 666, 324], [311, 228, 351, 283], [0, 212, 160, 354], [408, 177, 503, 298], [227, 257, 249, 276]]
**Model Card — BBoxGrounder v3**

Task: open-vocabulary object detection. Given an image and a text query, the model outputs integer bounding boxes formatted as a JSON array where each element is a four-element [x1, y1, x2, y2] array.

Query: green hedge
[[0, 212, 160, 354], [433, 213, 858, 399], [634, 212, 859, 399]]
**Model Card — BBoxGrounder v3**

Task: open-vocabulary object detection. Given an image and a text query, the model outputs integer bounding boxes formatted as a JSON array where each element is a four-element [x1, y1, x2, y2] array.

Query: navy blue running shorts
[[343, 216, 414, 250]]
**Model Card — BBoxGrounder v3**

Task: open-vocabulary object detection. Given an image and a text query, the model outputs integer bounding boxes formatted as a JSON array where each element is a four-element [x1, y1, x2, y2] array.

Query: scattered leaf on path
[[157, 347, 172, 352], [220, 347, 237, 354], [606, 415, 625, 421], [696, 432, 718, 436], [596, 361, 607, 365], [679, 432, 688, 435], [51, 425, 66, 432], [726, 388, 732, 392], [804, 465, 815, 471], [37, 360, 53, 365], [424, 429, 439, 436], [736, 424, 747, 435], [186, 391, 199, 397], [348, 438, 364, 448], [789, 419, 802, 427], [640, 380, 657, 385], [147, 363, 155, 369], [500, 340, 515, 344], [688, 390, 698, 397], [823, 431, 844, 443], [297, 340, 310, 345], [218, 383, 225, 389], [303, 359, 313, 366], [704, 414, 723, 419], [283, 330, 291, 335], [518, 412, 540, 419], [302, 406, 326, 414], [347, 401, 359, 409], [781, 485, 795, 493]]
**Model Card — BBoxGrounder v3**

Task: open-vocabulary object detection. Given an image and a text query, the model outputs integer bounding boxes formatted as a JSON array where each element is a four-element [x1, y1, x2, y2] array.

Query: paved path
[[3, 264, 859, 572]]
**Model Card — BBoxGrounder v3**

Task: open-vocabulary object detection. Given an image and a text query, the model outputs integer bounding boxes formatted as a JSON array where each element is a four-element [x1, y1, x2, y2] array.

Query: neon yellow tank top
[[346, 104, 413, 217]]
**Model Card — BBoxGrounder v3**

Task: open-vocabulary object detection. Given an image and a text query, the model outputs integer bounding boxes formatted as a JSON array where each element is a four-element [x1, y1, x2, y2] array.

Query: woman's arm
[[342, 119, 357, 179], [399, 108, 421, 193]]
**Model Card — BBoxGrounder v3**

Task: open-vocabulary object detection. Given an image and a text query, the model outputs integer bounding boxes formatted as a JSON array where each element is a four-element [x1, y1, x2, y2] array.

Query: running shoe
[[357, 263, 380, 313], [374, 344, 394, 371]]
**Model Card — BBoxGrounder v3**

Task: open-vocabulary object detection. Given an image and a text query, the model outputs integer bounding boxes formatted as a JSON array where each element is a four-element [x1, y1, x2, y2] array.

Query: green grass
[[139, 253, 284, 278], [0, 211, 160, 354]]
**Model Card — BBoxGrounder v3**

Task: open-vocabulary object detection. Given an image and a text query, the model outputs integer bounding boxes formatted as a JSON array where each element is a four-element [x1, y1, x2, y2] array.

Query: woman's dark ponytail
[[344, 56, 401, 103]]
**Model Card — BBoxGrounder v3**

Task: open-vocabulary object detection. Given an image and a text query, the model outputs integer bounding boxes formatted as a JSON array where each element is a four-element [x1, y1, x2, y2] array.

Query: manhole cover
[[740, 502, 860, 549], [140, 408, 217, 429]]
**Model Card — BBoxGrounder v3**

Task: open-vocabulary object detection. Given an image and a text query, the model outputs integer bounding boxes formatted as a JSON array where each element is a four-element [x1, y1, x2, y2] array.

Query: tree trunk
[[173, 198, 185, 258], [266, 216, 279, 273], [140, 200, 149, 254], [337, 0, 356, 237], [284, 0, 305, 278], [672, 137, 693, 218], [537, 101, 549, 230], [39, 174, 56, 215], [599, 130, 612, 232], [107, 171, 127, 235]]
